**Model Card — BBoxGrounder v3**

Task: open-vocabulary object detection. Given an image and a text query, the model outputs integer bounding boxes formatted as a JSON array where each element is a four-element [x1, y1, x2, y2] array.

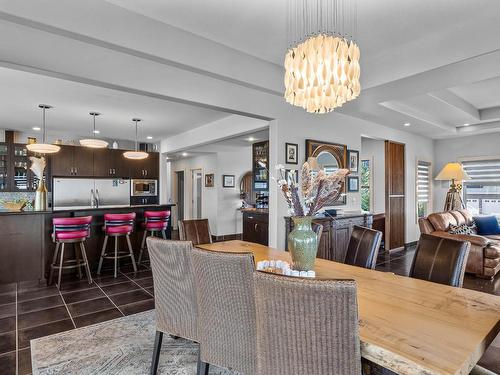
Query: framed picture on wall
[[347, 176, 359, 192], [222, 174, 235, 188], [285, 142, 298, 164], [347, 150, 359, 173], [205, 173, 214, 187]]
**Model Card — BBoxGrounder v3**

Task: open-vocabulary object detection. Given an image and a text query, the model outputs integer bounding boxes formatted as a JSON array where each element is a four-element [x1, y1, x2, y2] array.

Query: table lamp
[[435, 162, 470, 211]]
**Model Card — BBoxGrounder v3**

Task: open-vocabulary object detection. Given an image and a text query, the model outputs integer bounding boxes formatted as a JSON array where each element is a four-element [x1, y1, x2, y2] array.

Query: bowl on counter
[[2, 201, 28, 211]]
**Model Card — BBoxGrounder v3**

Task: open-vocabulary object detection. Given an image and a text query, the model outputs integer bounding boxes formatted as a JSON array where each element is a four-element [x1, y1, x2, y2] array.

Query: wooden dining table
[[196, 240, 500, 375]]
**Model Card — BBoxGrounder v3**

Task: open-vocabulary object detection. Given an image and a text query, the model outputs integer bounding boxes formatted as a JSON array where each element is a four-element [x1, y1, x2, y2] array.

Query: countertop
[[0, 203, 175, 216], [238, 207, 269, 214], [284, 211, 372, 220]]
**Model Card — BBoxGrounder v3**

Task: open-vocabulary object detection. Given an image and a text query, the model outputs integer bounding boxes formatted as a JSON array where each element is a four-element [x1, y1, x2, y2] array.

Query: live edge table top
[[197, 240, 500, 375]]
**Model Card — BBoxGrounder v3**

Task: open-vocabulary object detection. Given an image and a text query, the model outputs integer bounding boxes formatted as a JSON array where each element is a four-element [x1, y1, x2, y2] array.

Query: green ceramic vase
[[288, 216, 317, 271]]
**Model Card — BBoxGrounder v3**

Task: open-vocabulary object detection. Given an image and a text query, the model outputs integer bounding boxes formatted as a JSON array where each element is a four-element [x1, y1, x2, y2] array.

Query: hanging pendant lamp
[[27, 105, 61, 154], [123, 118, 149, 160], [80, 112, 109, 148], [284, 0, 361, 114]]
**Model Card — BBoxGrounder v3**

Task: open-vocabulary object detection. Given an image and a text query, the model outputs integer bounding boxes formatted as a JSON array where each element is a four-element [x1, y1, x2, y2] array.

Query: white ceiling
[[106, 0, 497, 66], [0, 67, 230, 142], [1, 1, 500, 140]]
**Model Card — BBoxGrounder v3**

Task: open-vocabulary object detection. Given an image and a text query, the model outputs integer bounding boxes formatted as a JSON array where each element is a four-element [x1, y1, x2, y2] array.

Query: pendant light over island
[[79, 112, 109, 148], [123, 118, 149, 160], [26, 104, 61, 154]]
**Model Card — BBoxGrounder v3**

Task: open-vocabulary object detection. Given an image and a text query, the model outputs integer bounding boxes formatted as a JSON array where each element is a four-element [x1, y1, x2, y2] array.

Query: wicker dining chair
[[191, 247, 256, 375], [253, 271, 361, 375], [178, 219, 213, 245], [344, 225, 382, 269], [147, 238, 199, 374]]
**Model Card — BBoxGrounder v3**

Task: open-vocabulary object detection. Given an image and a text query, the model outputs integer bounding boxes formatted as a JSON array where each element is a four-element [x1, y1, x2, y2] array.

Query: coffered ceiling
[[0, 0, 499, 140]]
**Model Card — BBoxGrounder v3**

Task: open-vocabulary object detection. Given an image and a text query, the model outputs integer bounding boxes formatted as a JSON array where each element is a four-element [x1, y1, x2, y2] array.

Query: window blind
[[462, 159, 500, 185], [417, 161, 431, 203]]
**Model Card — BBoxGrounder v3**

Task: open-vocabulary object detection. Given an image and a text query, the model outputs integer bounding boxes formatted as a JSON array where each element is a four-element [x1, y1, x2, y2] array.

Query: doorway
[[191, 169, 202, 219], [176, 170, 185, 222]]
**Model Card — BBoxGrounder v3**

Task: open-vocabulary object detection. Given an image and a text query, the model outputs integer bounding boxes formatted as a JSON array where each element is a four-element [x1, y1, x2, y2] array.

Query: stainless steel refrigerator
[[53, 178, 130, 210]]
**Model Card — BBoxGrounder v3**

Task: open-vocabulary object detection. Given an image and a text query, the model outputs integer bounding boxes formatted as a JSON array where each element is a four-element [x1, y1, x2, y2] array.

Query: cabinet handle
[[113, 168, 116, 175], [75, 167, 77, 175], [145, 170, 147, 176], [254, 223, 258, 231], [109, 168, 112, 175]]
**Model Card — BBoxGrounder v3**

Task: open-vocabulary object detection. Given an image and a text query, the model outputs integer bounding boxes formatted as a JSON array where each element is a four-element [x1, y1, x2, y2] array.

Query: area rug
[[31, 310, 236, 374]]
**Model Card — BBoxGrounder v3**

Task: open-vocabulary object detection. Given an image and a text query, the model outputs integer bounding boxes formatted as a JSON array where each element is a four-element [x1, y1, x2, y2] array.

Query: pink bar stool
[[49, 216, 93, 289], [97, 212, 137, 278], [138, 210, 171, 265]]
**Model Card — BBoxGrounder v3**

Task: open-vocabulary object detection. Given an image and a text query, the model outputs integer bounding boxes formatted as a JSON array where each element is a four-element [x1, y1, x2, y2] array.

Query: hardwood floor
[[0, 240, 498, 375]]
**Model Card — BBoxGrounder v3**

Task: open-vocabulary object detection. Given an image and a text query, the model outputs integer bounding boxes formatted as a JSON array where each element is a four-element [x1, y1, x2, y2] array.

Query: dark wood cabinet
[[130, 196, 159, 205], [51, 146, 159, 180], [243, 210, 268, 245], [93, 149, 129, 177], [285, 213, 373, 262], [252, 141, 269, 192], [51, 145, 93, 177], [130, 152, 159, 179]]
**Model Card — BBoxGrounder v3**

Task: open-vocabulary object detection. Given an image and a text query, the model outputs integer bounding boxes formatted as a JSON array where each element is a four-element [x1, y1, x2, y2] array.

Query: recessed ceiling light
[[404, 122, 411, 127], [93, 130, 100, 134], [147, 136, 153, 140], [182, 152, 188, 157], [246, 136, 256, 142], [463, 123, 470, 126], [32, 127, 41, 131]]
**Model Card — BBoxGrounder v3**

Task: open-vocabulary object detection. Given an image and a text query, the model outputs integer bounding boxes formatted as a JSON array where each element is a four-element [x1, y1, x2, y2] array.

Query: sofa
[[419, 210, 500, 279]]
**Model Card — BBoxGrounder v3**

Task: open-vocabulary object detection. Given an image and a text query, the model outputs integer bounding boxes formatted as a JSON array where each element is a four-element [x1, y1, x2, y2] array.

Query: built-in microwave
[[131, 179, 157, 197]]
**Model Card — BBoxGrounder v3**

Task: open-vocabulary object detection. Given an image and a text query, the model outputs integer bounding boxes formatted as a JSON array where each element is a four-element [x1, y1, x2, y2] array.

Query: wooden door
[[51, 145, 74, 177], [385, 141, 405, 250], [72, 146, 94, 176]]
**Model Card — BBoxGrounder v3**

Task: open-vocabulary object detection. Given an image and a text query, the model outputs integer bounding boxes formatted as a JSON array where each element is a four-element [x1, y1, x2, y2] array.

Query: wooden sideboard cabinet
[[285, 213, 373, 262], [242, 210, 269, 246]]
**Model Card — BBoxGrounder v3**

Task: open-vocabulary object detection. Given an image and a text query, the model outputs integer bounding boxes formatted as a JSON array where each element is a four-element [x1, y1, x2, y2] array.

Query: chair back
[[147, 238, 198, 341], [53, 216, 92, 241], [253, 272, 361, 375], [144, 210, 170, 230], [104, 212, 135, 228], [410, 233, 470, 287], [178, 219, 212, 245], [344, 225, 382, 269], [191, 248, 256, 374]]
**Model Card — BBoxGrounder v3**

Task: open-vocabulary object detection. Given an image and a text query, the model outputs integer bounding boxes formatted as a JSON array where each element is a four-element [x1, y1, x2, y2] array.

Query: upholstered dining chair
[[191, 247, 256, 375], [147, 238, 199, 374], [253, 271, 361, 375], [344, 225, 382, 269], [410, 233, 470, 287], [178, 219, 212, 245]]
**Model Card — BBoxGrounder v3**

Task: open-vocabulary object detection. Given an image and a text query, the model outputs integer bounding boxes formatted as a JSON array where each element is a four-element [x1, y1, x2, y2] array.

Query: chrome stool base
[[97, 233, 137, 278], [138, 229, 166, 265], [49, 240, 92, 289]]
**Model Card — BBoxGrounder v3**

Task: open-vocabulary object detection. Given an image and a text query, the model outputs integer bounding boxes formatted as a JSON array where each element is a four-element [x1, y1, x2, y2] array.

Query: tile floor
[[0, 241, 498, 375]]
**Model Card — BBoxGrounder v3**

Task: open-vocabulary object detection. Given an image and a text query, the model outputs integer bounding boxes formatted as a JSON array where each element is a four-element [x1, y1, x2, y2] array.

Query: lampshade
[[307, 156, 320, 171], [26, 105, 60, 154], [124, 118, 149, 160], [435, 163, 470, 181], [80, 112, 108, 149]]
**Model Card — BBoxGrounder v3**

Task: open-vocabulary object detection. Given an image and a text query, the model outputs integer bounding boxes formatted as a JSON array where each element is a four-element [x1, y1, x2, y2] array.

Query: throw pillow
[[473, 215, 500, 235], [448, 223, 474, 235]]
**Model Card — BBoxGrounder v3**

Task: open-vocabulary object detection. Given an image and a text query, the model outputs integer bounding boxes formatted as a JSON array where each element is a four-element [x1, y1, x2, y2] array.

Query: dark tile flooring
[[0, 263, 155, 375], [0, 241, 498, 375]]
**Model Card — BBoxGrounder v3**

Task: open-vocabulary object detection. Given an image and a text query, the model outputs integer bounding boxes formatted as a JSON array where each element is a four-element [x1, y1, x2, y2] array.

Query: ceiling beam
[[379, 101, 455, 131], [480, 106, 500, 121], [456, 120, 500, 134], [427, 90, 480, 121]]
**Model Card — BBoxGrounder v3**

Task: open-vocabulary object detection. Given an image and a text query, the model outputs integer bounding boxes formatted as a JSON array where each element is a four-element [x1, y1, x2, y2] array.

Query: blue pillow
[[473, 215, 500, 235]]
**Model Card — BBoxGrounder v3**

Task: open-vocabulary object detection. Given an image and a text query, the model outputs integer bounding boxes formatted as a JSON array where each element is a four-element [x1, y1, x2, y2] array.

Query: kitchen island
[[0, 204, 174, 284]]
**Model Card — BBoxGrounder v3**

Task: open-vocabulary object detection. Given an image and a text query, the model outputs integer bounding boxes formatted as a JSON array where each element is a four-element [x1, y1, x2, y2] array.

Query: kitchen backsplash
[[0, 192, 52, 210]]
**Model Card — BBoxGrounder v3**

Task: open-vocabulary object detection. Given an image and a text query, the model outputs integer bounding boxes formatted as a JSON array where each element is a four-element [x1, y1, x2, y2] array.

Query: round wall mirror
[[317, 151, 339, 175]]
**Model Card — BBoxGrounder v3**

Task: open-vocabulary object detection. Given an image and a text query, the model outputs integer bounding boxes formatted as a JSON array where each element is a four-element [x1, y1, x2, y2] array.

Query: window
[[360, 159, 371, 212], [462, 158, 500, 216], [416, 160, 431, 219]]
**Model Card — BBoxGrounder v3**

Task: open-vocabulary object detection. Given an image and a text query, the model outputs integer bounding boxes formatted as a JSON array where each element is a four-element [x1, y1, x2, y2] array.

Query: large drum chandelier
[[284, 0, 360, 114]]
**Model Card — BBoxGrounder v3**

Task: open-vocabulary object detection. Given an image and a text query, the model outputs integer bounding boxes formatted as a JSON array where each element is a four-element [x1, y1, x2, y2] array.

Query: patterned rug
[[31, 310, 236, 374]]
